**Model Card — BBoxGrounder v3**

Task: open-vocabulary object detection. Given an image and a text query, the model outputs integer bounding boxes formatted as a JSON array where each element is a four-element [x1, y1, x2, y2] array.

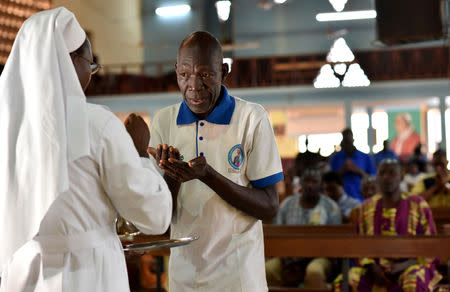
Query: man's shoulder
[[361, 194, 382, 208], [330, 150, 345, 159], [404, 193, 427, 204], [320, 194, 339, 209], [152, 103, 182, 124], [355, 149, 371, 158], [279, 194, 300, 210], [343, 193, 361, 207], [233, 96, 267, 117], [154, 103, 181, 116]]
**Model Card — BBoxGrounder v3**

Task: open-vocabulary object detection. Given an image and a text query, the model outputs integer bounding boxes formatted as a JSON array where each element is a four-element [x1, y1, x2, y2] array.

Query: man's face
[[323, 181, 341, 201], [301, 173, 321, 199], [432, 154, 448, 175], [175, 45, 226, 119], [361, 180, 377, 199], [377, 163, 401, 194]]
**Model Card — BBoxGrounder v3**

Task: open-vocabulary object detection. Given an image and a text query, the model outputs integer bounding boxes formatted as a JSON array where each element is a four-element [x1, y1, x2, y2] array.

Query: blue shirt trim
[[176, 85, 235, 125], [195, 121, 199, 157], [250, 172, 284, 189]]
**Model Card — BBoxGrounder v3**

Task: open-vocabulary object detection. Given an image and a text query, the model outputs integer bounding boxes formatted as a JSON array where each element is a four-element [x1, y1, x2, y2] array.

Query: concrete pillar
[[439, 96, 447, 150], [367, 107, 374, 154], [344, 99, 352, 129]]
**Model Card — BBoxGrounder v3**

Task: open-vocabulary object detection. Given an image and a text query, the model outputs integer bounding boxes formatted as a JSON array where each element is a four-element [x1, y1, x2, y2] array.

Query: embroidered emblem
[[228, 144, 244, 170]]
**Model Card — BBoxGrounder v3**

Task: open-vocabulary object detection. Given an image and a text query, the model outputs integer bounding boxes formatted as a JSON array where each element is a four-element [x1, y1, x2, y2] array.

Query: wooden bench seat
[[268, 287, 330, 292], [263, 224, 355, 236], [432, 207, 450, 227]]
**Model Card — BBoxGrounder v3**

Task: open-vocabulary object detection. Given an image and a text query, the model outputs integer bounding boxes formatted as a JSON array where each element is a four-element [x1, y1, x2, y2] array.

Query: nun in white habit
[[0, 7, 172, 291]]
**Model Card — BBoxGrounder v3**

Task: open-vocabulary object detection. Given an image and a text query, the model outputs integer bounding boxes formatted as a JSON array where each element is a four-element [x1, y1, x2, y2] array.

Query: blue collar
[[176, 85, 235, 125]]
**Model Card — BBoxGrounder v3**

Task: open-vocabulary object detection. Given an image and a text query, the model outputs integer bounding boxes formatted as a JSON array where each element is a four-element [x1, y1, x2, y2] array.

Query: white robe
[[0, 104, 172, 292]]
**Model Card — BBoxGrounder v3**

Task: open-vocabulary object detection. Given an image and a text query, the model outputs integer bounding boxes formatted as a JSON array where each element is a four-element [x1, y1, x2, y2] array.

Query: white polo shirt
[[150, 86, 283, 292]]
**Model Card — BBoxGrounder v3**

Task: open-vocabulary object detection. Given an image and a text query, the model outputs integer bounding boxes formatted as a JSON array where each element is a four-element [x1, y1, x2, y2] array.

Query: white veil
[[0, 7, 89, 270]]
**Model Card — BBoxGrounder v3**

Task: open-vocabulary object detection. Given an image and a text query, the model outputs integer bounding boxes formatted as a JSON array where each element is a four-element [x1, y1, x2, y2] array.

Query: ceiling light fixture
[[274, 0, 287, 4], [314, 64, 341, 88], [215, 0, 231, 22], [155, 4, 191, 18], [326, 37, 354, 63], [223, 57, 233, 72], [342, 63, 370, 87], [328, 0, 348, 12], [333, 63, 347, 75], [316, 10, 376, 22], [314, 37, 370, 88]]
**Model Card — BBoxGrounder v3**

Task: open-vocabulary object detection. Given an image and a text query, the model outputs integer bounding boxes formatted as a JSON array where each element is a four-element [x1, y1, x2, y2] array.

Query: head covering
[[0, 7, 89, 270]]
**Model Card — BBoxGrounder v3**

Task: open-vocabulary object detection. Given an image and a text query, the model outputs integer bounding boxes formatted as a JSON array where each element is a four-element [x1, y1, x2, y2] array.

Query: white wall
[[53, 0, 143, 71]]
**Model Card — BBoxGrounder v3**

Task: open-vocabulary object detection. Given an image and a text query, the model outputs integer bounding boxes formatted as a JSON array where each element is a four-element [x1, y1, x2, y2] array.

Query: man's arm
[[420, 183, 441, 201], [417, 173, 449, 201], [343, 159, 365, 177], [164, 173, 181, 213], [201, 163, 279, 221]]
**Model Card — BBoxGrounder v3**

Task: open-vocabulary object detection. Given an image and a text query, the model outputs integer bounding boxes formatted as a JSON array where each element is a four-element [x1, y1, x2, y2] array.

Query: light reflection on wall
[[298, 133, 342, 157], [351, 112, 369, 153]]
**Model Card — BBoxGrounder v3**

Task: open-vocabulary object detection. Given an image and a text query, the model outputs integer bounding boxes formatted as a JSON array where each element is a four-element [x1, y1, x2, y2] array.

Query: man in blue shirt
[[373, 140, 398, 168], [330, 128, 376, 201]]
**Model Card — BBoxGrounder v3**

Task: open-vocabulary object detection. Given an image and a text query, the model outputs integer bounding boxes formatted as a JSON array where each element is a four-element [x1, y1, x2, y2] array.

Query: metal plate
[[123, 236, 199, 253]]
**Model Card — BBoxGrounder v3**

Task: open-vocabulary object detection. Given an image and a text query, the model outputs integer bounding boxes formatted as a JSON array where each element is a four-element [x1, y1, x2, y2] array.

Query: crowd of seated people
[[130, 124, 448, 290], [270, 128, 450, 291]]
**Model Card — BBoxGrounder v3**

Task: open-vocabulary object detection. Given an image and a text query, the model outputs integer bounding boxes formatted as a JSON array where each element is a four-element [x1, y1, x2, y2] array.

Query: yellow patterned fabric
[[411, 173, 450, 207], [333, 193, 442, 291]]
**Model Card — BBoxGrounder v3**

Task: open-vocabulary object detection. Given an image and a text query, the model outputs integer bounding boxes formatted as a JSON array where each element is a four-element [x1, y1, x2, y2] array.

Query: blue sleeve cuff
[[250, 172, 284, 188]]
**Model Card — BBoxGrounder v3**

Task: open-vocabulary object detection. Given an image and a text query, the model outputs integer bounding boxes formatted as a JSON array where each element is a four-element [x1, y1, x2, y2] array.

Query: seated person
[[361, 175, 378, 200], [411, 149, 450, 207], [334, 159, 442, 292], [322, 171, 360, 222], [402, 160, 424, 192], [349, 175, 378, 224], [266, 168, 341, 289]]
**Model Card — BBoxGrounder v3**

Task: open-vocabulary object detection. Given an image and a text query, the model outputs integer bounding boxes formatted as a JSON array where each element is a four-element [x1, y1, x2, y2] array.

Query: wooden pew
[[268, 288, 330, 292], [127, 221, 450, 256], [432, 207, 450, 227], [440, 224, 450, 235], [263, 224, 355, 236], [264, 234, 450, 258], [125, 224, 450, 291], [264, 224, 450, 292]]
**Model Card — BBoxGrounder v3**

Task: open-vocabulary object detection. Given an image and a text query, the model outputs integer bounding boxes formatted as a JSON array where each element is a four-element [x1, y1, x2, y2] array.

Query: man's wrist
[[140, 151, 150, 158], [164, 173, 181, 187], [200, 164, 215, 184]]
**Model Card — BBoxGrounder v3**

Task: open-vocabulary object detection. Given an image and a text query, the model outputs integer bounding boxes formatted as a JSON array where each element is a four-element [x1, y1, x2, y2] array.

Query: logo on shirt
[[228, 144, 244, 170]]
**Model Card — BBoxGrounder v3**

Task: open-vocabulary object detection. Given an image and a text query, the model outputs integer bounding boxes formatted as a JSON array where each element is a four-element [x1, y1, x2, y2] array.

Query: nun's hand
[[124, 113, 150, 158]]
